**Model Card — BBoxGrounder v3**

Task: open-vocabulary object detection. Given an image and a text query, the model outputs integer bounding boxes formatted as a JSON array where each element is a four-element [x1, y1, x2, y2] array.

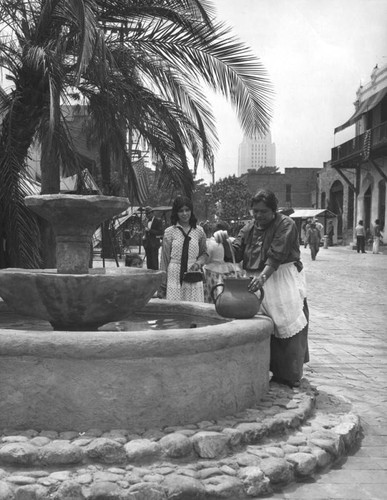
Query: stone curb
[[0, 380, 362, 499]]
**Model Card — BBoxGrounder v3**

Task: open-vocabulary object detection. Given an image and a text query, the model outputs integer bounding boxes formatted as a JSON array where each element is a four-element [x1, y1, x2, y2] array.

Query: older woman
[[159, 195, 208, 302], [222, 189, 309, 388]]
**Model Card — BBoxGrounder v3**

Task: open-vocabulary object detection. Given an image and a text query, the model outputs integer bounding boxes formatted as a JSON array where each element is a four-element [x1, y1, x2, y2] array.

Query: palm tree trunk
[[39, 95, 61, 268], [100, 142, 115, 259], [40, 138, 60, 194]]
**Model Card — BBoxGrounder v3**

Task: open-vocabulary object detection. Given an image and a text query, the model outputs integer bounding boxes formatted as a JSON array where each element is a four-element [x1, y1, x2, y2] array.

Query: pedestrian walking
[[313, 219, 324, 238], [372, 219, 383, 254], [303, 218, 312, 248], [159, 195, 208, 302], [327, 220, 334, 246], [305, 222, 321, 260], [355, 220, 366, 253], [220, 188, 309, 388]]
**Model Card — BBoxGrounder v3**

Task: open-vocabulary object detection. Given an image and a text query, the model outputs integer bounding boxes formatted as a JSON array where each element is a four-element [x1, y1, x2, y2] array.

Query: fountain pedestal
[[25, 194, 131, 274], [0, 195, 165, 330]]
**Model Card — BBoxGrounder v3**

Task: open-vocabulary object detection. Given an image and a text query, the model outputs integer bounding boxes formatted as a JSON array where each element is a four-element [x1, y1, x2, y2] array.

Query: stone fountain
[[0, 194, 272, 432], [0, 195, 164, 330]]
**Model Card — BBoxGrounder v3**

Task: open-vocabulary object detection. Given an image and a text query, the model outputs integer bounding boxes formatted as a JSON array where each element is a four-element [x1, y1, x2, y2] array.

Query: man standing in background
[[142, 207, 163, 269], [355, 220, 366, 254]]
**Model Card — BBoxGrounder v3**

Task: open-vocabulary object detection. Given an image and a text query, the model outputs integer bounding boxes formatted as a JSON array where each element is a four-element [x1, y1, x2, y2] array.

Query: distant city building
[[238, 132, 276, 176]]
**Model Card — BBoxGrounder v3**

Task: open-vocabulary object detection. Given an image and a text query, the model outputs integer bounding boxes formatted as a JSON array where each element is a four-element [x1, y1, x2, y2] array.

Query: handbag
[[182, 271, 204, 283]]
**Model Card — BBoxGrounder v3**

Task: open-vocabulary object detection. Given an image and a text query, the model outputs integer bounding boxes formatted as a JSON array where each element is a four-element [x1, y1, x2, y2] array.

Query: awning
[[92, 206, 139, 247], [152, 206, 172, 212], [334, 87, 387, 133], [290, 209, 337, 219], [133, 206, 172, 214], [60, 168, 100, 193], [278, 207, 294, 216], [20, 174, 41, 195]]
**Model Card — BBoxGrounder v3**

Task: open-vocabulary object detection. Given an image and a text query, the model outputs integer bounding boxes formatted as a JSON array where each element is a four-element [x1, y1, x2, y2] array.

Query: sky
[[196, 0, 387, 183]]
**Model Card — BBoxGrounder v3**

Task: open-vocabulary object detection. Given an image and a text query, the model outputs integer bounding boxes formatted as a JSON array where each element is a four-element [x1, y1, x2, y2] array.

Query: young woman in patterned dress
[[159, 196, 208, 302]]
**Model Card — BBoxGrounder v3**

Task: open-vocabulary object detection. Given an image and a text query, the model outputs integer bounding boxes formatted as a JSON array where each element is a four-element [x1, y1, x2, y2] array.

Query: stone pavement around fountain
[[270, 244, 387, 500], [0, 244, 386, 499], [0, 379, 360, 500]]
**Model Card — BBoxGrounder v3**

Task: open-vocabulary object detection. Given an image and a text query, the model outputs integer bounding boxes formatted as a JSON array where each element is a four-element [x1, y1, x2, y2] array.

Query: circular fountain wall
[[0, 300, 272, 432]]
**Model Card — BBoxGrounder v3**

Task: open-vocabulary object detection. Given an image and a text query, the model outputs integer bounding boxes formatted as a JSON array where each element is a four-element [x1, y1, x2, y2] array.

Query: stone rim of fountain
[[0, 299, 272, 431]]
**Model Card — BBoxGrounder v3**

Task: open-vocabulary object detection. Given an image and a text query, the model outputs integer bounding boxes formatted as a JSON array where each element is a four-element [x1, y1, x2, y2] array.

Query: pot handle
[[210, 283, 224, 303], [254, 286, 265, 301]]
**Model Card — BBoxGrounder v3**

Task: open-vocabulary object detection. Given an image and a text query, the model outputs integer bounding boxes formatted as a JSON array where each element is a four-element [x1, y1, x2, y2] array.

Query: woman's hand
[[189, 262, 201, 272], [248, 274, 266, 292]]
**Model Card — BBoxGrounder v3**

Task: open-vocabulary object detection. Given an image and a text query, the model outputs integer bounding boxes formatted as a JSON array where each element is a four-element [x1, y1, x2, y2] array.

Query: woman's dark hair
[[202, 221, 213, 237], [375, 219, 380, 224], [170, 195, 197, 227], [251, 189, 278, 213], [215, 220, 230, 231]]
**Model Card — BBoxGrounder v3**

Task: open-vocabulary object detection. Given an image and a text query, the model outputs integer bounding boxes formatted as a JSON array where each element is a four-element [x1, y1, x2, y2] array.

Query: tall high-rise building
[[238, 132, 276, 175]]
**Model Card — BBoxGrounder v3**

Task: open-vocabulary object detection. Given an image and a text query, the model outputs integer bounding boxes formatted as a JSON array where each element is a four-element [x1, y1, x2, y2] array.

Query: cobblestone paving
[[0, 245, 386, 499], [271, 245, 387, 500]]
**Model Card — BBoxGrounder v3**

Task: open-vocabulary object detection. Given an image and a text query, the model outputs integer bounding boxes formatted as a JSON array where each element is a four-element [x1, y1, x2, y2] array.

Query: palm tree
[[0, 0, 273, 268]]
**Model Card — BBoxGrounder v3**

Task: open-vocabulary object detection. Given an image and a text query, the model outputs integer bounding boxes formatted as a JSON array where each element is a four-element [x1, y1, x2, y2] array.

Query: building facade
[[242, 167, 320, 209], [328, 63, 387, 245], [238, 132, 276, 175], [316, 162, 356, 244]]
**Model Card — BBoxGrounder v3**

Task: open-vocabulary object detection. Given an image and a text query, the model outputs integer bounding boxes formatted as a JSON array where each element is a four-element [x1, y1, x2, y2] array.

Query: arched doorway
[[364, 186, 372, 232], [329, 180, 344, 238], [347, 187, 354, 229], [321, 192, 326, 209]]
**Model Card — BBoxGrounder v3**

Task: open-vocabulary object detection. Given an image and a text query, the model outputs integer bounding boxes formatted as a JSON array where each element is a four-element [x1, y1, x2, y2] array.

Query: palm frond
[[124, 18, 273, 135], [6, 178, 41, 268]]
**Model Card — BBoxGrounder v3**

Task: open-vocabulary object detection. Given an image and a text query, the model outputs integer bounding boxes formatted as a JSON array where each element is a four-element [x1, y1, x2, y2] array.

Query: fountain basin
[[0, 267, 165, 330], [0, 300, 273, 431]]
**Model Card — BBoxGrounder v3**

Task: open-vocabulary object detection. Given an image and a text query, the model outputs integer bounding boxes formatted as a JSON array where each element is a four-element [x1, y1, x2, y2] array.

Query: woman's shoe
[[271, 376, 300, 388]]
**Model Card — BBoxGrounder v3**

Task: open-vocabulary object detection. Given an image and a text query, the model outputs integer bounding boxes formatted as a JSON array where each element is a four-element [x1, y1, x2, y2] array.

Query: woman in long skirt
[[221, 189, 309, 388]]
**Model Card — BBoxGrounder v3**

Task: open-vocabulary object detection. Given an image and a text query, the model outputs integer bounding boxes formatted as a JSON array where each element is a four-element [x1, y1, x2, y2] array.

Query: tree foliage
[[248, 166, 280, 174], [0, 0, 273, 267], [209, 175, 251, 221]]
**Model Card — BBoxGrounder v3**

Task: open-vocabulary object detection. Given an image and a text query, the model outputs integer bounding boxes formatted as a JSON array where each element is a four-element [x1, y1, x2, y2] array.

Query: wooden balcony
[[331, 120, 387, 168]]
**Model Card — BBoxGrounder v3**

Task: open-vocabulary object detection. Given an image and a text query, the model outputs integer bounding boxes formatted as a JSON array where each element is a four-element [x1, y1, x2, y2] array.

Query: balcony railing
[[331, 132, 365, 163], [331, 120, 387, 165], [372, 121, 387, 148]]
